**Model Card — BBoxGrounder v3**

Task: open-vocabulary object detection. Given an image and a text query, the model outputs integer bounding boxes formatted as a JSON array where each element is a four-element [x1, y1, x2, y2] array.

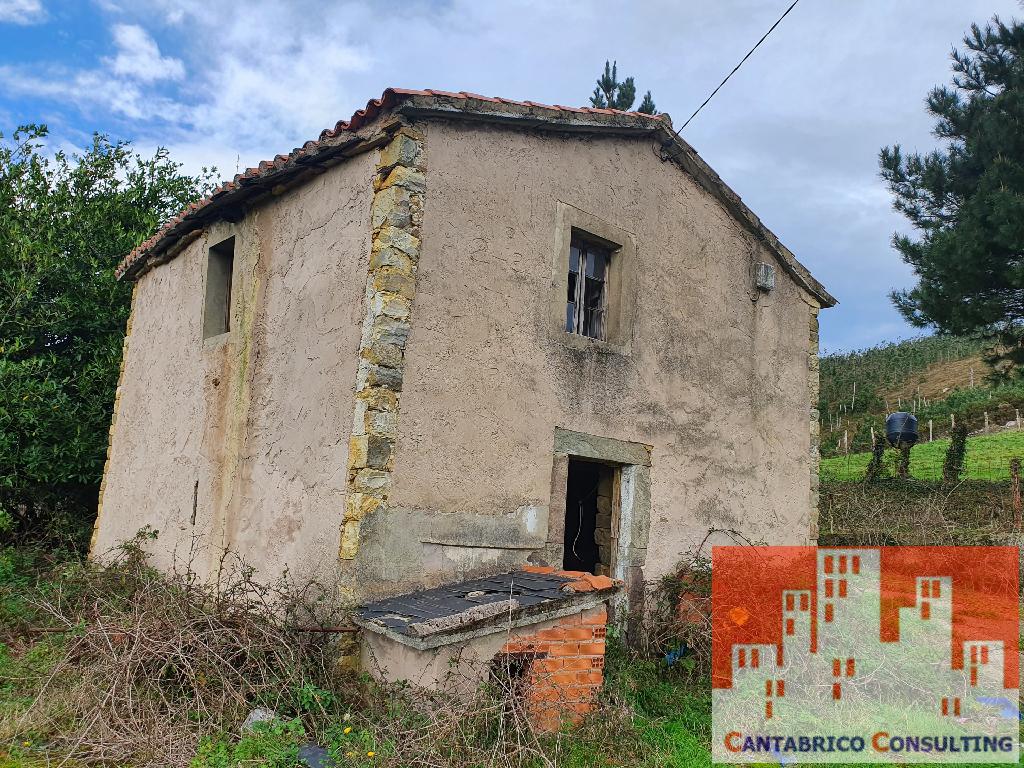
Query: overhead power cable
[[678, 0, 802, 132]]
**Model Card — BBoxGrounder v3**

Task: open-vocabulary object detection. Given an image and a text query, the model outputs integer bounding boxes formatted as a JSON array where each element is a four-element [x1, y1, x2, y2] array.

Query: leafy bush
[[0, 125, 214, 545]]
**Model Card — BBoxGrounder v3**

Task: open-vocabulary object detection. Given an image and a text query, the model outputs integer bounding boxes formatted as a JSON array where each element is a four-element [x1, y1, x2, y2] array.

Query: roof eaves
[[395, 92, 836, 308], [653, 127, 836, 308]]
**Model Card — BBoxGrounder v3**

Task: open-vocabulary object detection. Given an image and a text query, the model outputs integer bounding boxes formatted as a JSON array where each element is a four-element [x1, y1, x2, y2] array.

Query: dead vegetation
[[2, 532, 346, 766], [819, 480, 1019, 546], [1, 534, 706, 768]]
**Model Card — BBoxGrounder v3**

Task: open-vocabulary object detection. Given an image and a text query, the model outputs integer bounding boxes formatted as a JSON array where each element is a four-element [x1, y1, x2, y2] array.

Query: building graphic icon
[[711, 547, 1019, 764]]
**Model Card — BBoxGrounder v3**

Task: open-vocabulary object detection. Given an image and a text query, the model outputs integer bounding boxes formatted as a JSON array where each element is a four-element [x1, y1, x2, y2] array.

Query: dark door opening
[[563, 458, 615, 575]]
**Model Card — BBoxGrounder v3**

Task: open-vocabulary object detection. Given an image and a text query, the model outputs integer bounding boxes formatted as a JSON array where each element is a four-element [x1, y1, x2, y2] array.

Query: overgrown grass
[[821, 428, 1024, 482], [5, 483, 1023, 767], [0, 535, 721, 768], [822, 378, 1024, 456]]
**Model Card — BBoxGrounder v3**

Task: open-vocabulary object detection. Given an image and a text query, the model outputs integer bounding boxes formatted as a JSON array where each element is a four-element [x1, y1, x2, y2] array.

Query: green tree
[[638, 90, 657, 115], [0, 125, 212, 542], [880, 17, 1024, 374], [590, 60, 658, 114]]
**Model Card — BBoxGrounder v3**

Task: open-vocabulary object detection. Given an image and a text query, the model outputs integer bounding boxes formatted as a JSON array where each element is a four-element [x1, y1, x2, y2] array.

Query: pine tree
[[880, 17, 1024, 374], [589, 61, 657, 114], [638, 91, 657, 115]]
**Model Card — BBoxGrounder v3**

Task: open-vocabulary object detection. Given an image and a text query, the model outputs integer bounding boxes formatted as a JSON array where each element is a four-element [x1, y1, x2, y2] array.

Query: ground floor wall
[[338, 120, 821, 604], [91, 148, 378, 584]]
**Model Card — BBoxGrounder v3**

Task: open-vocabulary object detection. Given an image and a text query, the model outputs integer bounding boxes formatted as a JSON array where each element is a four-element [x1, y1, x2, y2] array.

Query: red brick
[[562, 626, 593, 640], [549, 671, 577, 686], [579, 641, 606, 656], [560, 657, 591, 672], [532, 658, 563, 673], [538, 628, 567, 640], [528, 686, 564, 702], [531, 713, 562, 733], [555, 684, 594, 702], [577, 670, 604, 685], [549, 643, 581, 656], [502, 640, 535, 654], [582, 608, 607, 625]]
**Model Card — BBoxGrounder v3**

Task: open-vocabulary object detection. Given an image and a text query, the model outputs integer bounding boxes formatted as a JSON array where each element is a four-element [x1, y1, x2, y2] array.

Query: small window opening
[[563, 458, 615, 575], [203, 237, 235, 339], [566, 236, 609, 339]]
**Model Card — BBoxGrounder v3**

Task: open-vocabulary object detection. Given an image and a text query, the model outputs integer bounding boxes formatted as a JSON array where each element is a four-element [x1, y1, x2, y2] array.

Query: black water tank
[[886, 412, 919, 447]]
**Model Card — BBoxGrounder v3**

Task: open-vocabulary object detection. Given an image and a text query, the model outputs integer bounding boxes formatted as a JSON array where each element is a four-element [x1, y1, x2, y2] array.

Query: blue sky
[[1, 0, 1021, 353]]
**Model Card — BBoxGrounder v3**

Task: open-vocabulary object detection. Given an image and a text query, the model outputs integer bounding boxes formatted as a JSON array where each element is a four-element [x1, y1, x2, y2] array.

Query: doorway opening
[[562, 458, 616, 575]]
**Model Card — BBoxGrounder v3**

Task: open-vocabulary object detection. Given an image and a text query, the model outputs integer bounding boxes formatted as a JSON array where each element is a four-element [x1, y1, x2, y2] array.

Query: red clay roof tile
[[115, 87, 666, 281]]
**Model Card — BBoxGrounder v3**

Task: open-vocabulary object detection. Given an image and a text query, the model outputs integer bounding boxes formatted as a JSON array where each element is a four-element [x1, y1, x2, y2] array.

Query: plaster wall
[[351, 120, 817, 595], [361, 603, 606, 694], [94, 150, 377, 581]]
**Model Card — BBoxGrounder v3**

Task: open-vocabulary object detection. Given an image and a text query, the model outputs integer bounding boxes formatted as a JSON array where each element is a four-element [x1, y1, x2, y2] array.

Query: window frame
[[566, 237, 611, 340], [551, 202, 638, 354], [202, 235, 236, 341]]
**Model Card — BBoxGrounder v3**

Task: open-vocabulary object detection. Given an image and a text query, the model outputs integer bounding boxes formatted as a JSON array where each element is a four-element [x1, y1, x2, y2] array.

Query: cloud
[[107, 24, 185, 83], [0, 21, 187, 120], [0, 0, 44, 24], [0, 62, 185, 122], [5, 0, 1022, 351], [2, 3, 374, 161]]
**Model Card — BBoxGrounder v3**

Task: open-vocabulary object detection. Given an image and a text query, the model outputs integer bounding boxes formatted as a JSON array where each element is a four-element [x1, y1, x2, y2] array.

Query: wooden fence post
[[928, 420, 933, 442], [1012, 458, 1022, 533]]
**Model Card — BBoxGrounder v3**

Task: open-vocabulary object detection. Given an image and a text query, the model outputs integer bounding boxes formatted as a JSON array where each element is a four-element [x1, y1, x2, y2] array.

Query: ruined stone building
[[90, 88, 835, 607]]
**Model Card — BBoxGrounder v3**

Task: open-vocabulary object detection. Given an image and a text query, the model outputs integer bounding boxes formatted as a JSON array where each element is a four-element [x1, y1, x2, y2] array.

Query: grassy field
[[821, 428, 1024, 482]]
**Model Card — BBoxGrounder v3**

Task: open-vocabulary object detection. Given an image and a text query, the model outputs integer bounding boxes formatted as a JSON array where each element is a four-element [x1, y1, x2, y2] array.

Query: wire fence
[[821, 426, 1024, 484], [821, 453, 1020, 483]]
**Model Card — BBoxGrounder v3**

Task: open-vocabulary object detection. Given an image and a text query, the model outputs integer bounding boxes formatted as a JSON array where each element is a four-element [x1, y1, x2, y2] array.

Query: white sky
[[2, 0, 1021, 351]]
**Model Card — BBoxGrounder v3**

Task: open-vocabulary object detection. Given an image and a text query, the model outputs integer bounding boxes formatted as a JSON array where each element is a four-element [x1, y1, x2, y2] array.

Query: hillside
[[820, 428, 1024, 482], [819, 334, 1024, 458]]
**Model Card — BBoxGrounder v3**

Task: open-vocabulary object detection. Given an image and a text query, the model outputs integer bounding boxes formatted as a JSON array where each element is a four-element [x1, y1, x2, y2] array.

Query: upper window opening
[[566, 236, 609, 339], [203, 237, 235, 339]]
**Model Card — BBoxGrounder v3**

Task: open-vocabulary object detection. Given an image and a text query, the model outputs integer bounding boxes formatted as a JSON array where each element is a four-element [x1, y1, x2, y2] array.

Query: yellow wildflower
[[367, 751, 375, 758], [343, 726, 352, 734]]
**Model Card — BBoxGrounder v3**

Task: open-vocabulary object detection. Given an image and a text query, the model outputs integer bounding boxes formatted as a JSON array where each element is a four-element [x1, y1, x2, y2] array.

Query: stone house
[[90, 88, 835, 607]]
